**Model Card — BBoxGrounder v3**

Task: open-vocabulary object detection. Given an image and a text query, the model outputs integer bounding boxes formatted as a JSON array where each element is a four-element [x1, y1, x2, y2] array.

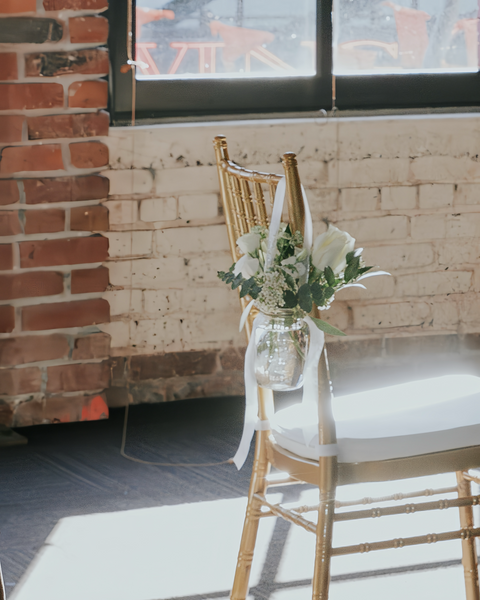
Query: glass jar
[[254, 310, 310, 391]]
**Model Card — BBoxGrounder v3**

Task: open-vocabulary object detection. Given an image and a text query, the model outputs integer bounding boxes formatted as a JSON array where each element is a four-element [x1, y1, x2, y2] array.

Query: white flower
[[237, 232, 261, 255], [281, 256, 306, 277], [234, 254, 260, 279], [312, 225, 355, 275]]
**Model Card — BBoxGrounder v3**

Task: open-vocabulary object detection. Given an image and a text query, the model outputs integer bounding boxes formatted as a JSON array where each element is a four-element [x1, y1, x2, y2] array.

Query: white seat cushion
[[270, 375, 480, 464]]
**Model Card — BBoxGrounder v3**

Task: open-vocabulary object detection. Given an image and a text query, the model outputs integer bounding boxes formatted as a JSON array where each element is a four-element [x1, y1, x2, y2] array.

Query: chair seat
[[270, 374, 480, 464]]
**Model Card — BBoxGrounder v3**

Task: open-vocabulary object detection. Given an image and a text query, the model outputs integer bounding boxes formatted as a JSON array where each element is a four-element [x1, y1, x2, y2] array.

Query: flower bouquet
[[219, 222, 387, 392]]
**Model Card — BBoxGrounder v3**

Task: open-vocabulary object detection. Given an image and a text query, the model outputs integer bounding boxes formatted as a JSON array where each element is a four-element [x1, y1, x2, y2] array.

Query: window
[[108, 0, 480, 122]]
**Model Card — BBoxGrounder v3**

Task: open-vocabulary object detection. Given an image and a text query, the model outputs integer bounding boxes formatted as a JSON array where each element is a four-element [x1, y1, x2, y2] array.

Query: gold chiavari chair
[[213, 134, 480, 600]]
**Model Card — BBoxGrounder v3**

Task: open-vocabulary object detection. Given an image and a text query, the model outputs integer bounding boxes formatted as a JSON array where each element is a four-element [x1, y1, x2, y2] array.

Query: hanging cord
[[120, 403, 234, 467]]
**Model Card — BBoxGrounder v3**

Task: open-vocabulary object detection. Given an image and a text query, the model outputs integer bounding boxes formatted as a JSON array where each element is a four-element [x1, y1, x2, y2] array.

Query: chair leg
[[0, 559, 6, 600], [312, 457, 337, 600], [457, 471, 480, 600], [230, 429, 271, 600]]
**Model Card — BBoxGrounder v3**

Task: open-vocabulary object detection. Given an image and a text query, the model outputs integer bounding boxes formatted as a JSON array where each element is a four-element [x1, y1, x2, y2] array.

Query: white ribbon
[[233, 177, 329, 470]]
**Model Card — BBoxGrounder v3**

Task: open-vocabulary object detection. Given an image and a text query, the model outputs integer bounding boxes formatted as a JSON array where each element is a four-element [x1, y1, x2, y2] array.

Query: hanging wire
[[119, 3, 233, 468]]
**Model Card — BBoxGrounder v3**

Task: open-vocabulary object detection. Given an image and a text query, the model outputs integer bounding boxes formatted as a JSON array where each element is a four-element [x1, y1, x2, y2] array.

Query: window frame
[[108, 0, 333, 122], [108, 0, 480, 123]]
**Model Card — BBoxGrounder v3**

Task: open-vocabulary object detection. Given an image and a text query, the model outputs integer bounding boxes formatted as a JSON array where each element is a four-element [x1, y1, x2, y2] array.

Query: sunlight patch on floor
[[10, 497, 279, 600]]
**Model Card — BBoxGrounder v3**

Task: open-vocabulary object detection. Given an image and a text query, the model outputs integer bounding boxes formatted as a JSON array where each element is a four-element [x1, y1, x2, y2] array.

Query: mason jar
[[254, 310, 310, 391]]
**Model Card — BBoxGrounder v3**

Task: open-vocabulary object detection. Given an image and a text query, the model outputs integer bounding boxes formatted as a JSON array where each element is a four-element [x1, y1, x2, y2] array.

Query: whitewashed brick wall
[[101, 114, 480, 358]]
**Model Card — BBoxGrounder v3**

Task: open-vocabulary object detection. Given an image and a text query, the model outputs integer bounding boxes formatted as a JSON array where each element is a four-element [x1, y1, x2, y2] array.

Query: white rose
[[234, 254, 260, 279], [312, 225, 355, 275], [237, 232, 261, 255]]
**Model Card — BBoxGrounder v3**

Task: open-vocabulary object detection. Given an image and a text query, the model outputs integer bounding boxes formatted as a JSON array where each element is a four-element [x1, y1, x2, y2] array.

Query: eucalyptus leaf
[[231, 273, 244, 290], [324, 266, 335, 287], [324, 287, 335, 299], [310, 281, 325, 306], [239, 277, 254, 298], [298, 283, 313, 313], [310, 316, 346, 336], [283, 290, 297, 308]]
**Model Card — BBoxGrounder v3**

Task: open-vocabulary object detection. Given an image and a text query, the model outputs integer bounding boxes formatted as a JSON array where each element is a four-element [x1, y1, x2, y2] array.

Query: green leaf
[[309, 266, 322, 283], [298, 283, 313, 313], [324, 266, 336, 287], [324, 287, 335, 299], [239, 277, 254, 298], [358, 266, 373, 275], [231, 273, 244, 290], [283, 290, 297, 308], [344, 257, 360, 283], [217, 270, 226, 281], [310, 316, 346, 336], [345, 251, 355, 264], [249, 284, 262, 299], [310, 281, 325, 306], [283, 271, 296, 291]]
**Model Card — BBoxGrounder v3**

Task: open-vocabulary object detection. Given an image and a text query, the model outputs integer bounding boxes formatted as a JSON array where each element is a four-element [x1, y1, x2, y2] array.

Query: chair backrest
[[213, 135, 336, 447]]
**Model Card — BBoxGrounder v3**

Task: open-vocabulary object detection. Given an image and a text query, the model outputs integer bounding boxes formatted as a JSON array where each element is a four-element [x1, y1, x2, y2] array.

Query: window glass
[[135, 0, 316, 79], [334, 0, 479, 75]]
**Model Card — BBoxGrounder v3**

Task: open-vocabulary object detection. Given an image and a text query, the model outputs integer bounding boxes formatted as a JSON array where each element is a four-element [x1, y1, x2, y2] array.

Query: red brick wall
[[0, 0, 110, 427]]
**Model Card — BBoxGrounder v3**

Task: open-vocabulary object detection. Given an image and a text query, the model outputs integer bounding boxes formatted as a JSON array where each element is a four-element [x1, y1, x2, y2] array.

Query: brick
[[44, 0, 107, 8], [340, 188, 379, 212], [104, 289, 141, 315], [25, 48, 109, 77], [353, 302, 430, 329], [130, 351, 218, 380], [334, 216, 408, 243], [24, 175, 109, 204], [455, 183, 480, 206], [338, 158, 410, 187], [0, 402, 13, 426], [0, 144, 63, 173], [24, 209, 65, 234], [105, 169, 153, 195], [381, 186, 417, 210], [419, 184, 454, 209], [0, 367, 41, 395], [71, 266, 109, 293], [70, 205, 108, 231], [386, 335, 458, 357], [20, 236, 108, 268], [362, 243, 434, 271], [178, 194, 218, 220], [140, 197, 177, 222], [108, 356, 126, 384], [0, 115, 24, 143], [220, 347, 245, 371], [155, 225, 230, 256], [105, 200, 138, 225], [430, 299, 459, 329], [437, 240, 480, 266], [69, 16, 108, 43], [0, 271, 63, 300], [155, 166, 218, 195], [446, 214, 480, 238], [0, 180, 19, 205], [0, 17, 63, 43], [72, 332, 110, 360], [105, 232, 151, 259], [70, 142, 108, 168], [27, 111, 109, 140], [13, 393, 108, 426], [326, 338, 383, 362], [0, 305, 14, 332], [0, 53, 17, 80], [0, 244, 13, 269], [0, 0, 35, 12], [0, 211, 21, 235], [411, 215, 446, 240], [0, 83, 63, 110], [68, 80, 108, 109], [0, 334, 68, 366], [396, 271, 472, 297], [22, 298, 109, 331], [47, 361, 109, 392]]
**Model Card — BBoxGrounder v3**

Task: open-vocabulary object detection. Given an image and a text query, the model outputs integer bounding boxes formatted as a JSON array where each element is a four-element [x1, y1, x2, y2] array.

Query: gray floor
[[0, 362, 477, 599]]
